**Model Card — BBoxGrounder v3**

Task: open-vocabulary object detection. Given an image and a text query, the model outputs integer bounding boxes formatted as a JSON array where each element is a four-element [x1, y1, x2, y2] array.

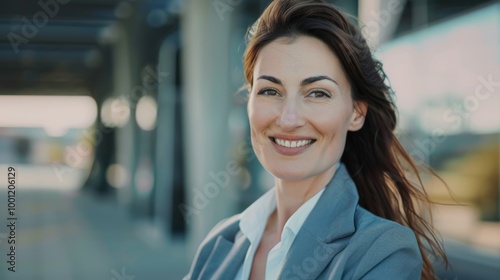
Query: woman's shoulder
[[344, 205, 422, 268], [334, 206, 423, 279], [352, 205, 418, 246]]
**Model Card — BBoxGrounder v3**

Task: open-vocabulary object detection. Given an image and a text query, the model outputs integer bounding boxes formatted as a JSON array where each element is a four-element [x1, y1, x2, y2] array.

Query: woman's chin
[[266, 166, 311, 182]]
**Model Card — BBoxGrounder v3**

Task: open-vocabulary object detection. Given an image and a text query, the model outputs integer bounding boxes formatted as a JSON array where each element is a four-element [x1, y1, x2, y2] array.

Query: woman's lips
[[269, 137, 316, 156]]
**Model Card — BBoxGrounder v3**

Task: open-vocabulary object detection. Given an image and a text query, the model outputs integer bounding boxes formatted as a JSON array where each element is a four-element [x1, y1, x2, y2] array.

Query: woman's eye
[[308, 90, 331, 98], [257, 89, 280, 96]]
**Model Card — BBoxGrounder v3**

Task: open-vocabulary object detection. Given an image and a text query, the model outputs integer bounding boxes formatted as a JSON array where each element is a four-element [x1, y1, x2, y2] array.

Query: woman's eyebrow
[[301, 75, 339, 86], [256, 75, 339, 86], [256, 75, 282, 84]]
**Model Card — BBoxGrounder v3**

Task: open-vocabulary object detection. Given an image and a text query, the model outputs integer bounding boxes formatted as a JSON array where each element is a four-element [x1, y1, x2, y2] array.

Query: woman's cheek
[[253, 101, 277, 125]]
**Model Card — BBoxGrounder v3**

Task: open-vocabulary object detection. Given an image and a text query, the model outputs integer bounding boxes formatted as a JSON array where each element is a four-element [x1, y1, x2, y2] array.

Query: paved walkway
[[0, 189, 190, 280]]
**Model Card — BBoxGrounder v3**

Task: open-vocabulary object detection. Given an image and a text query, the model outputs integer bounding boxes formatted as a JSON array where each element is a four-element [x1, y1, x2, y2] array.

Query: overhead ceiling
[[0, 0, 175, 96]]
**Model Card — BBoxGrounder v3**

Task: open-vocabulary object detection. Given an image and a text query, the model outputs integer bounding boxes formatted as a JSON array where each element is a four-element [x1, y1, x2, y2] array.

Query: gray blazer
[[184, 164, 423, 279]]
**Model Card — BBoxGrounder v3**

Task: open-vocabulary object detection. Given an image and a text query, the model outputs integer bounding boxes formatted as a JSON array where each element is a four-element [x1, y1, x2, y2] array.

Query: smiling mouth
[[270, 137, 316, 148]]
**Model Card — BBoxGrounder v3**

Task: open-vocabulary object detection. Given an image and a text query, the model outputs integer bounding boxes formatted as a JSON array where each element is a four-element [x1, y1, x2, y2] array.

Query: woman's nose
[[276, 98, 305, 131]]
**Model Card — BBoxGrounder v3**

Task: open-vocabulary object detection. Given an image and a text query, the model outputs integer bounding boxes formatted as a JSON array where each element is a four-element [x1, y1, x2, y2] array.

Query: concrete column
[[111, 25, 136, 209], [181, 0, 237, 256]]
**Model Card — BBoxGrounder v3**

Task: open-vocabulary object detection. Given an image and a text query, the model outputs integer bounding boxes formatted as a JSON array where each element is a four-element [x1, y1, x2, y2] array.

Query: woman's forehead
[[253, 36, 348, 86]]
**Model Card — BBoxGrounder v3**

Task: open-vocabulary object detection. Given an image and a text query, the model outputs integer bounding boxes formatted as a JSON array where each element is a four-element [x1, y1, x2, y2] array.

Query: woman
[[185, 0, 446, 279]]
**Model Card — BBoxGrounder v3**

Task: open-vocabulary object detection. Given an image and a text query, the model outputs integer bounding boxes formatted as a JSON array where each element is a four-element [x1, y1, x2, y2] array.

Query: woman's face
[[247, 36, 366, 181]]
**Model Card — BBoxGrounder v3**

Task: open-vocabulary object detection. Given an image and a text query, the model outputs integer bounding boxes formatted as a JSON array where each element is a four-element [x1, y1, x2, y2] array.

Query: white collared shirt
[[235, 187, 325, 280]]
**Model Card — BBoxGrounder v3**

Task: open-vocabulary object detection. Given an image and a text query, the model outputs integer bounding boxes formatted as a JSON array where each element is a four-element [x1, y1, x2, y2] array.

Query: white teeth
[[274, 138, 312, 148]]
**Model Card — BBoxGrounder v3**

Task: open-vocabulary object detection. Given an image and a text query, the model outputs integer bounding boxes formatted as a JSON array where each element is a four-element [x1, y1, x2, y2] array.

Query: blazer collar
[[279, 163, 359, 279], [197, 163, 359, 280], [302, 163, 359, 242]]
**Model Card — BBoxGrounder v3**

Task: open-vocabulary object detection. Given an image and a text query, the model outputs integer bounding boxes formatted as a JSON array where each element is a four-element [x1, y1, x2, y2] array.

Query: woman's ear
[[348, 101, 367, 131]]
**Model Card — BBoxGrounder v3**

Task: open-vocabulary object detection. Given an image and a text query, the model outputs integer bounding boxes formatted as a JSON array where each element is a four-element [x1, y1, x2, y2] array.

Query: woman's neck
[[271, 164, 339, 239]]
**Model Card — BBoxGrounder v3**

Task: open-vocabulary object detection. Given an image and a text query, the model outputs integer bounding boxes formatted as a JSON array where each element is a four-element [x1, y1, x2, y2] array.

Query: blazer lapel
[[278, 164, 359, 279], [213, 231, 250, 278], [198, 230, 250, 279], [279, 229, 351, 279]]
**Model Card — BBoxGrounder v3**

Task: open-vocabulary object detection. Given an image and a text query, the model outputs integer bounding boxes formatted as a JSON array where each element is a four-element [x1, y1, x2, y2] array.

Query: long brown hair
[[243, 0, 447, 279]]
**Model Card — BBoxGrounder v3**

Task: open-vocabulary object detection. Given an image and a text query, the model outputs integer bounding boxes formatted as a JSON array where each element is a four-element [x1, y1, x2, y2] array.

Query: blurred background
[[0, 0, 498, 279]]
